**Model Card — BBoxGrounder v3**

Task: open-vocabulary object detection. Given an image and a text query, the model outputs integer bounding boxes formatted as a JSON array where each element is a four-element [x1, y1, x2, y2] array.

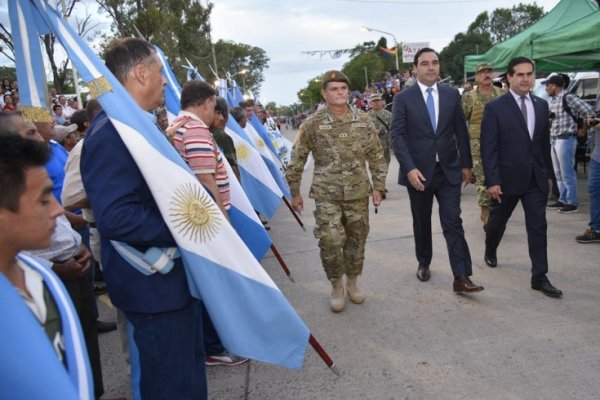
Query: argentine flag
[[15, 0, 309, 369]]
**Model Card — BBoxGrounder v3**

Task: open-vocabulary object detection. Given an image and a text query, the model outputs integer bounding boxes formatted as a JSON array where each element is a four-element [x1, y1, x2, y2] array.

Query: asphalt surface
[[98, 127, 600, 400]]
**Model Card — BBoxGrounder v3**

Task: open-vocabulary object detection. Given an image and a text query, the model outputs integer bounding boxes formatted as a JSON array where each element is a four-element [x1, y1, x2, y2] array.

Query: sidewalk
[[99, 130, 600, 400]]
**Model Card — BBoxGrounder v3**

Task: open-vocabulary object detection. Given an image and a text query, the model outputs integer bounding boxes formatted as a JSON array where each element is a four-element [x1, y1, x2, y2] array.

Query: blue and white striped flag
[[0, 253, 93, 400], [17, 0, 309, 369], [155, 47, 272, 260], [226, 87, 291, 199], [154, 46, 180, 124], [225, 116, 284, 218]]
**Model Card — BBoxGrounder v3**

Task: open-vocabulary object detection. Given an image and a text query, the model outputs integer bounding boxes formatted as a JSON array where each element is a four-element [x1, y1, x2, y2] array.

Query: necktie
[[426, 87, 436, 132], [520, 96, 528, 123], [520, 96, 531, 138]]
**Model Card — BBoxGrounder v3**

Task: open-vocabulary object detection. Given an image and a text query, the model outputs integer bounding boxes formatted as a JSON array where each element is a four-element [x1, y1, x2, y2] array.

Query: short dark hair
[[229, 107, 246, 124], [0, 111, 25, 136], [215, 97, 229, 118], [507, 57, 534, 76], [52, 104, 62, 112], [238, 100, 248, 108], [0, 133, 50, 212], [70, 110, 88, 132], [180, 80, 216, 110], [413, 47, 439, 66], [105, 38, 156, 85], [85, 99, 102, 122]]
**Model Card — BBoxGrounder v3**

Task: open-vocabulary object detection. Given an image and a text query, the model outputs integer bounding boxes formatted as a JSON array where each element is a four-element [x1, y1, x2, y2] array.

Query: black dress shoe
[[484, 251, 497, 268], [416, 264, 430, 282], [531, 279, 563, 298]]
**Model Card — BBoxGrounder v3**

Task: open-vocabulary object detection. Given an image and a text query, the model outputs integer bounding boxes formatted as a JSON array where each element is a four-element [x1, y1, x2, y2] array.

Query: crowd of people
[[2, 39, 600, 400]]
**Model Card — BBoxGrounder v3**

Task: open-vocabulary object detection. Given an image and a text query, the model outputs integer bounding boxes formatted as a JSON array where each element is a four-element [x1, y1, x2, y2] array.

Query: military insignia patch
[[319, 125, 332, 130], [339, 133, 348, 138], [351, 123, 367, 128]]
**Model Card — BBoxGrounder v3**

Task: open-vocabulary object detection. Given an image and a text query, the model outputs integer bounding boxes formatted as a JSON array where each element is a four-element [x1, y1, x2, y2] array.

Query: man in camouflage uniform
[[461, 63, 503, 230], [287, 70, 387, 313], [368, 93, 393, 167]]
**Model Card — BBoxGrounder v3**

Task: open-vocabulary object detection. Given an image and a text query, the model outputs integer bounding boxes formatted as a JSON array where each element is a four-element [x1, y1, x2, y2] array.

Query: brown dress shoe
[[416, 264, 430, 282], [453, 275, 484, 293]]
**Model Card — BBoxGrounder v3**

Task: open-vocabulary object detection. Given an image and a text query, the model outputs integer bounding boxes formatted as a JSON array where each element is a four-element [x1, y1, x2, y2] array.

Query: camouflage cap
[[369, 93, 383, 101], [475, 63, 493, 73], [321, 70, 350, 87]]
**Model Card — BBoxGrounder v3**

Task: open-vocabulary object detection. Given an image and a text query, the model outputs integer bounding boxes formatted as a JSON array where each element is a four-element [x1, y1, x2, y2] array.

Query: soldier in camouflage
[[461, 63, 503, 230], [286, 70, 387, 313], [368, 93, 393, 167]]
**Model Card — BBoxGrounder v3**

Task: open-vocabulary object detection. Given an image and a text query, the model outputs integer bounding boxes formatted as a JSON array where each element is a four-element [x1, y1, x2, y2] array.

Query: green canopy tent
[[464, 0, 598, 74], [529, 9, 600, 71]]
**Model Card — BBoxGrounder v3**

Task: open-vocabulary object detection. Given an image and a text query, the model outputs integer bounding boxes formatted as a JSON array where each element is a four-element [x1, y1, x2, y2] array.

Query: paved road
[[98, 128, 600, 399]]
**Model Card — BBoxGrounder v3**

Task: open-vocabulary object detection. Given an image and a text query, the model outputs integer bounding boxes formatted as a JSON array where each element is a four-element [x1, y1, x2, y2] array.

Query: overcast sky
[[211, 0, 561, 105], [1, 0, 563, 105]]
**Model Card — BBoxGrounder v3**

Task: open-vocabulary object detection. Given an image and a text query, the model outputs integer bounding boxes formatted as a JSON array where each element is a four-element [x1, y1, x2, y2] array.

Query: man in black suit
[[480, 56, 562, 298], [390, 48, 483, 293]]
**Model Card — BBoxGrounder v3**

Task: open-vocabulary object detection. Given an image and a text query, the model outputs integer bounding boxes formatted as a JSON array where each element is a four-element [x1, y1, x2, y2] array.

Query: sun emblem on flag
[[170, 183, 221, 242], [256, 138, 266, 148], [236, 142, 249, 160]]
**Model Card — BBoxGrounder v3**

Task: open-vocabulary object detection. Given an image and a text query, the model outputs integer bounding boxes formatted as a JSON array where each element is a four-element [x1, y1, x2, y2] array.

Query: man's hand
[[65, 210, 87, 230], [462, 168, 473, 188], [53, 245, 92, 281], [291, 195, 304, 213], [372, 190, 383, 207], [407, 169, 426, 191], [165, 119, 186, 144], [487, 185, 503, 203]]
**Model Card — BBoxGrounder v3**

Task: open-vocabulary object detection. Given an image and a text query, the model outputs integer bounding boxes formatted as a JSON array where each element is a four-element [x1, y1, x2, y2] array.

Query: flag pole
[[309, 334, 340, 376], [269, 244, 295, 283], [282, 197, 306, 232]]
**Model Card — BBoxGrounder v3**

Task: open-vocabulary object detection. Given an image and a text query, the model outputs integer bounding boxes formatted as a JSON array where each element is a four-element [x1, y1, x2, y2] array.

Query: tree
[[440, 2, 545, 82], [0, 0, 101, 93], [96, 0, 213, 83], [342, 52, 386, 92], [297, 76, 322, 110], [467, 3, 545, 44], [96, 0, 269, 95], [213, 40, 269, 96], [440, 32, 492, 82]]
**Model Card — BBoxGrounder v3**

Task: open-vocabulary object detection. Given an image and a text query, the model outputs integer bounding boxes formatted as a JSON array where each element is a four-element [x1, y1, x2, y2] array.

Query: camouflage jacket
[[286, 106, 387, 201], [368, 108, 392, 136], [462, 86, 503, 140]]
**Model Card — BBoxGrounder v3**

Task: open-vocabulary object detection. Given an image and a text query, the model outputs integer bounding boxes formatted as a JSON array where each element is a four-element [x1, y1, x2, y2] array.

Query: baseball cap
[[53, 123, 78, 142]]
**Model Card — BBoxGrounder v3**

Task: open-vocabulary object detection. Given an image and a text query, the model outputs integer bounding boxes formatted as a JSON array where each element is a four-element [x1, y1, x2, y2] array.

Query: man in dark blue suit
[[481, 56, 562, 298], [390, 48, 483, 293], [81, 38, 207, 398]]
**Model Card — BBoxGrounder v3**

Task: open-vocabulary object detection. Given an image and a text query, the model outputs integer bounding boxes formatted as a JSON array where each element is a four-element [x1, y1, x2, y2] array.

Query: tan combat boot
[[346, 275, 365, 304], [480, 207, 490, 231], [330, 279, 346, 312]]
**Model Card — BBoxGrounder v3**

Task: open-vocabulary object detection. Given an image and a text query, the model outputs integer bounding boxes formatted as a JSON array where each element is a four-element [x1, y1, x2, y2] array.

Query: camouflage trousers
[[379, 132, 391, 166], [471, 139, 492, 208], [313, 197, 370, 281]]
